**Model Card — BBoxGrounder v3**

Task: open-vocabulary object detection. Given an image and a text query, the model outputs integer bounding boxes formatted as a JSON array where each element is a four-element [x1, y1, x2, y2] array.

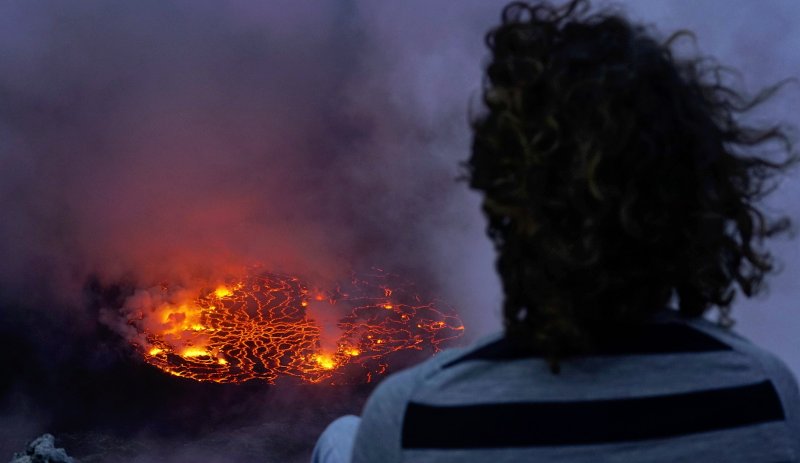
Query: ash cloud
[[0, 0, 501, 335], [0, 0, 362, 299]]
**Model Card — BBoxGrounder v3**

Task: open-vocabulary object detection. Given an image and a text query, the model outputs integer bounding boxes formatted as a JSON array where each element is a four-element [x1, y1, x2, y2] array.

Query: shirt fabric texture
[[350, 309, 800, 462]]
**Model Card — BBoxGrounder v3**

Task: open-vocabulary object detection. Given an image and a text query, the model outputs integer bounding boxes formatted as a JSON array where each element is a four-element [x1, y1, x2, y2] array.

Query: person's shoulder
[[655, 308, 765, 352], [682, 314, 797, 378], [677, 312, 800, 414], [353, 338, 500, 463], [369, 332, 505, 397], [353, 334, 505, 458], [420, 332, 506, 374], [688, 314, 800, 448]]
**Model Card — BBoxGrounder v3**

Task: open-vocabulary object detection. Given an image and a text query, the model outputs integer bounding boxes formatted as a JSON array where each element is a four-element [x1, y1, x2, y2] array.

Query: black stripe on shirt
[[442, 322, 731, 369], [402, 380, 785, 448]]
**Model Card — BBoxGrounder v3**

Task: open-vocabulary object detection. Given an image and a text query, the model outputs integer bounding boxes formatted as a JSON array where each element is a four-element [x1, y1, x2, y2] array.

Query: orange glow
[[127, 269, 464, 385], [214, 286, 233, 298], [181, 347, 210, 358], [314, 354, 336, 370]]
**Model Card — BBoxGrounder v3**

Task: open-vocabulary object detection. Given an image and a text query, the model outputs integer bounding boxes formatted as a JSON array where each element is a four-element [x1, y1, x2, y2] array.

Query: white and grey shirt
[[351, 309, 800, 462]]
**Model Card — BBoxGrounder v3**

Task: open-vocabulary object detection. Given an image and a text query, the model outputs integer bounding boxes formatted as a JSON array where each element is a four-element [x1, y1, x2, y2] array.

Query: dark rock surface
[[10, 434, 75, 463]]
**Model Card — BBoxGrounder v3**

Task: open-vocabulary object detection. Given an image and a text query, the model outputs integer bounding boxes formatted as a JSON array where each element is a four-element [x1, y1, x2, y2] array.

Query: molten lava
[[125, 269, 464, 384]]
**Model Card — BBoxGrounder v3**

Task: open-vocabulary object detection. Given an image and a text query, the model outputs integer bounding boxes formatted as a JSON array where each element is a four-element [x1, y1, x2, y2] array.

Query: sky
[[0, 0, 798, 460]]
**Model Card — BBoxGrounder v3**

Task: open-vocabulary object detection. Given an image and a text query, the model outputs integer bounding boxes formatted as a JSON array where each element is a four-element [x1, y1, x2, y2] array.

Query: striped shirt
[[351, 310, 800, 462]]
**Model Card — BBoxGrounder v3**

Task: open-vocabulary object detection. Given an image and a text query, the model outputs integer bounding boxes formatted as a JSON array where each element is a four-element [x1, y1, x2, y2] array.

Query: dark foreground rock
[[10, 434, 75, 463]]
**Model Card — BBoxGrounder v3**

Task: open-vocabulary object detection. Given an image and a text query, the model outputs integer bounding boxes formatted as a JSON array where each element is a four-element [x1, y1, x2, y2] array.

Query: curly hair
[[467, 0, 798, 370]]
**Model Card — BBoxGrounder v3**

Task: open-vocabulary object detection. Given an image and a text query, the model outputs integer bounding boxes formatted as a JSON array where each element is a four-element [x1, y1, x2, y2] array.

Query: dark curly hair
[[468, 0, 798, 369]]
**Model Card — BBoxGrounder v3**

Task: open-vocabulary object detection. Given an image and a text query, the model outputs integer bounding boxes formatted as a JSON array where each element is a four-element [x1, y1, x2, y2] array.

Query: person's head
[[468, 0, 797, 367]]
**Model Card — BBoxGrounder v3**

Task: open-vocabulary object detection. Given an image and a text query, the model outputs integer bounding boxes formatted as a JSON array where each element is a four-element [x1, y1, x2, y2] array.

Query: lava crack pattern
[[126, 269, 464, 384]]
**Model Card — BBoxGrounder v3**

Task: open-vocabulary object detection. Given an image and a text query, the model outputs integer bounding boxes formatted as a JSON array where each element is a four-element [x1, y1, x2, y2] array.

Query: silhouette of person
[[313, 1, 800, 461]]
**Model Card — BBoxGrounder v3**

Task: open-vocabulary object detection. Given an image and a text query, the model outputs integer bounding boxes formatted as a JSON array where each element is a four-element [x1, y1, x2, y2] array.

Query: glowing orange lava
[[125, 269, 464, 384]]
